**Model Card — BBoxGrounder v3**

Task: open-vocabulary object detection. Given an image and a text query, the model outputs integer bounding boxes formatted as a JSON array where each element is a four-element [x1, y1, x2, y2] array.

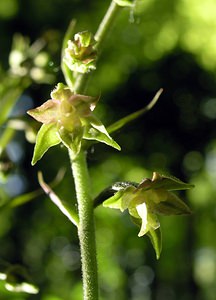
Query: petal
[[136, 203, 160, 237], [136, 203, 148, 236]]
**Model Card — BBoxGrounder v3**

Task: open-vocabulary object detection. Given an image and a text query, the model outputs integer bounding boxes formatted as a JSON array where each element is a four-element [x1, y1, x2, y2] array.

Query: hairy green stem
[[67, 2, 123, 299], [69, 150, 98, 300]]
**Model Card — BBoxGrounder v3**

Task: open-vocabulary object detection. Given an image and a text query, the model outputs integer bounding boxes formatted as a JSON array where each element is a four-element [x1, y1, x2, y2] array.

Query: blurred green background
[[1, 0, 216, 299]]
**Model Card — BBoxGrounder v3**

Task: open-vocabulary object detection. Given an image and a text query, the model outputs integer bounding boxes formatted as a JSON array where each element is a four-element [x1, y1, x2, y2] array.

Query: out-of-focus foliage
[[1, 0, 216, 299]]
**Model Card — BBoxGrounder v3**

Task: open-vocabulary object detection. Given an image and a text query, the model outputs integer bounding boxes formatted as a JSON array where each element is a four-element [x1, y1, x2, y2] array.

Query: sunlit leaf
[[0, 260, 10, 281], [31, 123, 61, 165], [5, 265, 39, 294]]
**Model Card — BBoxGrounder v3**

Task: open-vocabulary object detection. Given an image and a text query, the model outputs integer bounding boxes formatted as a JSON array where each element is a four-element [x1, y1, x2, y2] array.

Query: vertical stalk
[[94, 1, 120, 50], [68, 2, 122, 299], [74, 1, 120, 94], [69, 150, 98, 300]]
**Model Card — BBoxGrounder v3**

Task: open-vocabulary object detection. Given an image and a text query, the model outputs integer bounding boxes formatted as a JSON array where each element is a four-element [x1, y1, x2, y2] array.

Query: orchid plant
[[0, 1, 194, 299]]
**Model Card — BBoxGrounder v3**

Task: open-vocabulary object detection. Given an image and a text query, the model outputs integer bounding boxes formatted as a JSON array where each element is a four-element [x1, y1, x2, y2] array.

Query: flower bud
[[63, 31, 97, 74]]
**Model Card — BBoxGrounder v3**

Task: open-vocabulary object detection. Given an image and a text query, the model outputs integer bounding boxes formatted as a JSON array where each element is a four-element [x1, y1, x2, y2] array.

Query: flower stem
[[74, 1, 120, 94], [68, 2, 123, 299], [69, 150, 98, 300], [94, 1, 120, 50]]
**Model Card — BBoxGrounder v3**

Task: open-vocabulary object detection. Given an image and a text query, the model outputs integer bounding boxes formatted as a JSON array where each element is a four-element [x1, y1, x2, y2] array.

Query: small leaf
[[32, 123, 61, 165], [38, 172, 79, 226], [153, 192, 192, 215], [107, 89, 163, 134], [83, 116, 121, 150], [147, 228, 162, 259], [0, 78, 30, 127]]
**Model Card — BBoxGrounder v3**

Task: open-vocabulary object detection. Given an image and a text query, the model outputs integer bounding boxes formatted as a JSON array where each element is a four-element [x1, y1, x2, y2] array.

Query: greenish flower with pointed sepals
[[63, 31, 97, 74], [103, 172, 193, 259], [27, 83, 120, 165]]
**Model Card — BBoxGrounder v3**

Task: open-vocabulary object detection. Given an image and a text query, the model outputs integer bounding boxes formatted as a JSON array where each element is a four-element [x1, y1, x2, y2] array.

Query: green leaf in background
[[4, 265, 39, 294], [0, 78, 30, 127], [0, 169, 65, 210], [83, 116, 121, 150], [31, 123, 61, 165]]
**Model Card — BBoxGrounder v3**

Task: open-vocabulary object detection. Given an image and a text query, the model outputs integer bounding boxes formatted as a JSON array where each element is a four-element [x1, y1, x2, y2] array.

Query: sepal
[[83, 116, 121, 151], [153, 192, 192, 215], [147, 228, 162, 259], [139, 172, 194, 191]]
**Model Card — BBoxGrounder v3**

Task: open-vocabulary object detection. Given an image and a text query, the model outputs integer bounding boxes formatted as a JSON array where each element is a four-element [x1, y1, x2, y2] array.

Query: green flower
[[103, 172, 193, 258], [27, 83, 120, 165], [63, 31, 97, 74]]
